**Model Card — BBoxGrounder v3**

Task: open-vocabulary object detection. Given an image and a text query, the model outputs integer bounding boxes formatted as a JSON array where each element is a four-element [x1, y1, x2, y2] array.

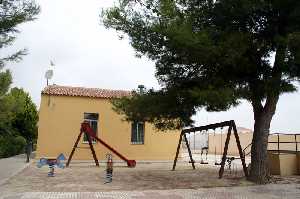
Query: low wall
[[208, 133, 299, 157], [268, 151, 299, 176], [298, 153, 300, 174], [208, 132, 252, 156]]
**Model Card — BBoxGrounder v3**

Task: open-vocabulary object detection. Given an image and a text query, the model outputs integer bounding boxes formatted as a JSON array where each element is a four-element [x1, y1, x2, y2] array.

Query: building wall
[[208, 133, 299, 156], [36, 95, 180, 160], [208, 132, 253, 156], [268, 152, 299, 175]]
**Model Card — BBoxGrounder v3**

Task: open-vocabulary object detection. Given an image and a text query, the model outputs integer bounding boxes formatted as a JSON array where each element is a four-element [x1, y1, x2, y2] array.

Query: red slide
[[81, 122, 136, 167]]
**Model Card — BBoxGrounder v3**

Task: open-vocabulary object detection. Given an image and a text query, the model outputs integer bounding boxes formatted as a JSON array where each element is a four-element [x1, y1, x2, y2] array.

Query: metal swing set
[[172, 120, 248, 179]]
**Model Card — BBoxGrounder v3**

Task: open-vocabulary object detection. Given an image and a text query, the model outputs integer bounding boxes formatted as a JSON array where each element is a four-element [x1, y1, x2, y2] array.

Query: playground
[[1, 160, 300, 196], [1, 120, 298, 197], [0, 161, 253, 194]]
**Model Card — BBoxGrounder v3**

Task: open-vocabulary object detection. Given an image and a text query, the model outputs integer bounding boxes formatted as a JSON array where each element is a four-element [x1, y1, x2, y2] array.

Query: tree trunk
[[248, 97, 278, 184], [248, 115, 272, 183]]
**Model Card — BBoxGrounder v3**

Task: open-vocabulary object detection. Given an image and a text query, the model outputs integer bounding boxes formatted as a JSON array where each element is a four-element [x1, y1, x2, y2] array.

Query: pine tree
[[0, 0, 40, 67], [103, 0, 300, 183]]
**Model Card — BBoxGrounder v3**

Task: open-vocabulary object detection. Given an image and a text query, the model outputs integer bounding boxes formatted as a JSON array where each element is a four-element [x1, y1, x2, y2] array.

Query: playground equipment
[[213, 128, 221, 166], [105, 154, 113, 183], [172, 120, 248, 179], [188, 130, 209, 164], [214, 127, 224, 165], [37, 153, 66, 177], [66, 122, 136, 168], [200, 146, 208, 164]]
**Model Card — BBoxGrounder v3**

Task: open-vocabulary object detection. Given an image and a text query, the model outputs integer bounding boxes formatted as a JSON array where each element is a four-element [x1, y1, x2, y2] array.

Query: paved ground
[[0, 154, 30, 186], [0, 160, 257, 194], [0, 184, 299, 199], [0, 154, 299, 199]]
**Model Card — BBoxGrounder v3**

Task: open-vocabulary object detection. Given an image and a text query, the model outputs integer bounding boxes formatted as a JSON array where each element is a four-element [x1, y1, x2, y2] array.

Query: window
[[83, 113, 99, 143], [131, 121, 144, 144]]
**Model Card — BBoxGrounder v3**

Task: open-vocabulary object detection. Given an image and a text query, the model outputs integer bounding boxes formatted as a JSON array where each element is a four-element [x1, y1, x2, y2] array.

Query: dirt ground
[[0, 162, 299, 195]]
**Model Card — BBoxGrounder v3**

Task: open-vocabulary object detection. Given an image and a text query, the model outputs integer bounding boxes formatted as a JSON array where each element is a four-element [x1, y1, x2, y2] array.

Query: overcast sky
[[4, 0, 300, 133]]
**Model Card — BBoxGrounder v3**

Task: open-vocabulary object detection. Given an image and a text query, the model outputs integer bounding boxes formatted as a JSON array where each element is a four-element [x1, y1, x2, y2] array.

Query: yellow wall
[[208, 132, 253, 156], [208, 133, 299, 156], [268, 151, 299, 176], [36, 95, 180, 160], [298, 153, 300, 174]]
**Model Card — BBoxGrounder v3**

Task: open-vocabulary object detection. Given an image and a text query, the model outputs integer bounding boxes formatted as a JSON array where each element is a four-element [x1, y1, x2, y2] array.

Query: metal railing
[[242, 133, 300, 157]]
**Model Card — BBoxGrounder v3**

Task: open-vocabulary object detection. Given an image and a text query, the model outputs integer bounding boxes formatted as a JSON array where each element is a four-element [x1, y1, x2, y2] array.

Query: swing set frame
[[172, 120, 248, 178]]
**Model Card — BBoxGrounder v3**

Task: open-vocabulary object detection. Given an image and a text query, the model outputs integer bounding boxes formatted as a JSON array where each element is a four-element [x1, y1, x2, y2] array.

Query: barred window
[[83, 113, 98, 143], [131, 121, 144, 144]]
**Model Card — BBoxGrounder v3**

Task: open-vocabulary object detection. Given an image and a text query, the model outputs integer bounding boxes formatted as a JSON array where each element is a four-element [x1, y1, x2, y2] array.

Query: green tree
[[0, 70, 13, 136], [0, 88, 38, 159], [103, 0, 300, 183], [0, 135, 26, 158], [9, 88, 38, 140], [0, 0, 40, 67], [8, 88, 38, 161], [0, 0, 39, 133], [0, 0, 39, 158]]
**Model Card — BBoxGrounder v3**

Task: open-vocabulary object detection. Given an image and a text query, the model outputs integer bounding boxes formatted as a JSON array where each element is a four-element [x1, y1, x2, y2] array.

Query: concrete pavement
[[0, 155, 299, 199], [0, 184, 299, 199], [0, 154, 30, 186]]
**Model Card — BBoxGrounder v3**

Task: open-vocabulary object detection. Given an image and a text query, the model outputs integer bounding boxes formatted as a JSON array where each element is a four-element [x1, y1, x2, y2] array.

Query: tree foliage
[[0, 0, 40, 67], [103, 0, 300, 183], [0, 135, 26, 158], [0, 0, 39, 158], [8, 87, 38, 141], [0, 87, 38, 157], [104, 0, 300, 129]]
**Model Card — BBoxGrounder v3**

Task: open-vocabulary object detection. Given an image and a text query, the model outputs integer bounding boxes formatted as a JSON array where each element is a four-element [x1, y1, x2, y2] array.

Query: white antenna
[[45, 60, 54, 86], [45, 70, 53, 86]]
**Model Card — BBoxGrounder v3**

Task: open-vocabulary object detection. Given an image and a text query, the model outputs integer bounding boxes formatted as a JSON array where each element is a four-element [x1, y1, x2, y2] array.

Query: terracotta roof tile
[[42, 85, 131, 99]]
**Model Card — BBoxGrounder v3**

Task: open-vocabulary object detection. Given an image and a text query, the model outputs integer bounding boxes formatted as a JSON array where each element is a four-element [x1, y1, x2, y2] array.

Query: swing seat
[[200, 160, 208, 164]]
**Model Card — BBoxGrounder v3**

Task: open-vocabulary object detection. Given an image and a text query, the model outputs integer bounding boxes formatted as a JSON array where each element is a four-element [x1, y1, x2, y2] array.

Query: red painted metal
[[81, 122, 136, 167]]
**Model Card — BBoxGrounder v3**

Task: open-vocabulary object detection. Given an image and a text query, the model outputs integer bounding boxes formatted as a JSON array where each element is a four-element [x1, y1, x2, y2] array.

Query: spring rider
[[105, 154, 113, 183], [37, 153, 66, 177]]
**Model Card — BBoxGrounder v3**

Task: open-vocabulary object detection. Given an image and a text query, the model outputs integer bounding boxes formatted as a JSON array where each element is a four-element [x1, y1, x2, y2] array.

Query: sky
[[3, 0, 300, 133]]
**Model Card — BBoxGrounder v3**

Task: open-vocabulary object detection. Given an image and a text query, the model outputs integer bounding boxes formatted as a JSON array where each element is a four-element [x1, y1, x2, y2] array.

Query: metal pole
[[295, 134, 298, 152], [277, 134, 280, 153]]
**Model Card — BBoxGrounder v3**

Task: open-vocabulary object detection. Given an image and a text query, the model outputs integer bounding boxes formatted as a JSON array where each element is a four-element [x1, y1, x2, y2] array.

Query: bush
[[14, 136, 27, 153], [0, 135, 26, 158]]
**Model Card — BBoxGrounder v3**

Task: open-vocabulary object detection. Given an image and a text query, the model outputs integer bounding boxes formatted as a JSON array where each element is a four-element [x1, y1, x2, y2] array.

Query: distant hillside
[[236, 127, 253, 133]]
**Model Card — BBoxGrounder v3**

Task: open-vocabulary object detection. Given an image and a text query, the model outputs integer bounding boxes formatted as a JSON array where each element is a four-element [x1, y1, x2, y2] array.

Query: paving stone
[[0, 184, 300, 199], [131, 191, 184, 199]]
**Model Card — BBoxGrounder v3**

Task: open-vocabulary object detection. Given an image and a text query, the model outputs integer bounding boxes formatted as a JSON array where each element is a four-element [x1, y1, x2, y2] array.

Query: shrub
[[0, 135, 26, 158]]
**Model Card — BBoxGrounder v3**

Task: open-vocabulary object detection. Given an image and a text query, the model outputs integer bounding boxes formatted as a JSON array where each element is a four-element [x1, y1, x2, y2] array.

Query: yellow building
[[36, 85, 180, 161], [208, 127, 253, 156]]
